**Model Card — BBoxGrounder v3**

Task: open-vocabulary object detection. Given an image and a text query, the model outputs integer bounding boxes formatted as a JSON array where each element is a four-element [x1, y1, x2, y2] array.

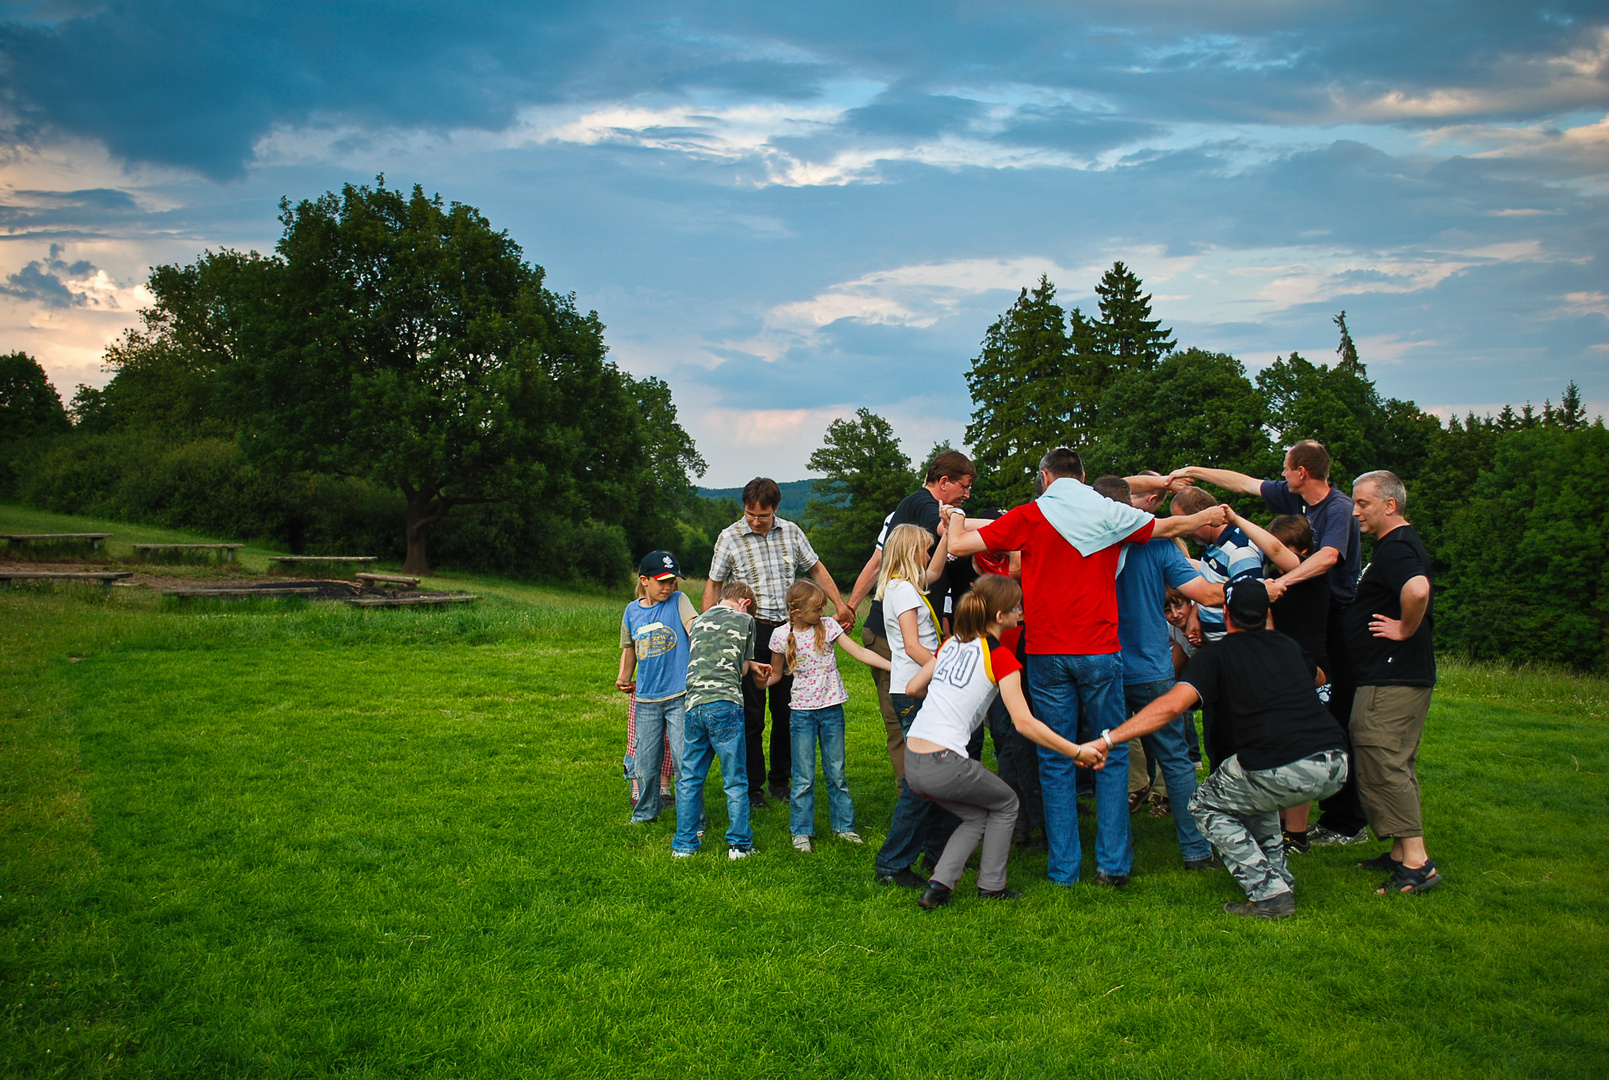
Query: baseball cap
[[1224, 578, 1269, 630], [638, 551, 682, 580]]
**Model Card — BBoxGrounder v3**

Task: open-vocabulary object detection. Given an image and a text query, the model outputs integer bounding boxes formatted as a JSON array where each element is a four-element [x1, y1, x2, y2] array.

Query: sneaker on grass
[[792, 834, 813, 853], [1308, 825, 1370, 846], [835, 831, 864, 844], [671, 849, 694, 859], [728, 846, 753, 861]]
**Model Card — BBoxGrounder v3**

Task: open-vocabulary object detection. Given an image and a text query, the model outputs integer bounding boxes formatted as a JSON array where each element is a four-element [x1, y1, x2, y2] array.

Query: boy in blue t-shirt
[[618, 551, 697, 823], [1170, 487, 1263, 640]]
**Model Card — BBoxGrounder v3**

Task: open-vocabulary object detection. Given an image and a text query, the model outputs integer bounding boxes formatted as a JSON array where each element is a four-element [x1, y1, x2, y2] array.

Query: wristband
[[1101, 729, 1114, 750]]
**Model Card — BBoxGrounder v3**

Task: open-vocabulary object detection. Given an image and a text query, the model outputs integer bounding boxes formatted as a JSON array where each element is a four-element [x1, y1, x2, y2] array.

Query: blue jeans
[[631, 695, 686, 823], [873, 693, 957, 876], [789, 704, 854, 836], [1125, 680, 1211, 862], [673, 701, 752, 852], [1027, 652, 1131, 882]]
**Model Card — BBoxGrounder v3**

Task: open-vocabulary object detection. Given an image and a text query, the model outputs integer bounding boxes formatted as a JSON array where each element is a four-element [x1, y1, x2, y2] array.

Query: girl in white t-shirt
[[766, 580, 892, 852], [903, 571, 1093, 908], [876, 523, 950, 718]]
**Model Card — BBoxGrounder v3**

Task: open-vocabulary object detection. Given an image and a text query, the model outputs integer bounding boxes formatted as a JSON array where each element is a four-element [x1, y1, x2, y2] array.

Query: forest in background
[[0, 187, 1602, 670]]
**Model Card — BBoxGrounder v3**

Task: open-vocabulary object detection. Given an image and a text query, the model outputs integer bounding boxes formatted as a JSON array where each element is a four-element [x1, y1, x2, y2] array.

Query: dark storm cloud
[[3, 2, 1605, 178]]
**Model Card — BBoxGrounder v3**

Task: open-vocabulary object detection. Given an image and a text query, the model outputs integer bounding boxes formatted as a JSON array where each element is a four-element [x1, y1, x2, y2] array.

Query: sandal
[[1378, 859, 1441, 895], [1149, 795, 1172, 818], [1128, 781, 1152, 814]]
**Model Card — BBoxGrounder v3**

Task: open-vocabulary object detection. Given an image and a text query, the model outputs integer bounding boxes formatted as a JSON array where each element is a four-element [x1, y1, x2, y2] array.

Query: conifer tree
[[964, 276, 1074, 505], [1093, 261, 1175, 369]]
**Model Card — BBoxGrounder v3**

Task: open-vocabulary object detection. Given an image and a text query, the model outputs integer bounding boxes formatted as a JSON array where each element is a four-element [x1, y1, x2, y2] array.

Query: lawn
[[1, 506, 1606, 1078]]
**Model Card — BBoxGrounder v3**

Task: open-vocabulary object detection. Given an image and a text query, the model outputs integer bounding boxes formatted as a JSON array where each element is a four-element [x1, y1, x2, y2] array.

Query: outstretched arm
[[808, 560, 856, 630], [1152, 505, 1230, 540], [1170, 466, 1266, 497], [836, 635, 892, 671], [764, 648, 787, 689], [1078, 683, 1201, 764], [846, 547, 883, 615], [1225, 507, 1301, 573], [999, 673, 1094, 764]]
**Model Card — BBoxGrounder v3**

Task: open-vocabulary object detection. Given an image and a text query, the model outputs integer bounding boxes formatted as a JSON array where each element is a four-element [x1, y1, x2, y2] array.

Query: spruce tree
[[964, 276, 1074, 505], [1093, 261, 1175, 370]]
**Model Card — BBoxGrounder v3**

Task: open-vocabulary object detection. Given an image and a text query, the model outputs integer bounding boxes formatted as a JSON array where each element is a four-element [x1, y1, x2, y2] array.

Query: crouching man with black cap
[[1076, 579, 1348, 919]]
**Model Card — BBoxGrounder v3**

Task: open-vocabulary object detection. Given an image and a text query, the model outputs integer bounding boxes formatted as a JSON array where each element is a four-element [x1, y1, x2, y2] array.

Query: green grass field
[[2, 505, 1607, 1078]]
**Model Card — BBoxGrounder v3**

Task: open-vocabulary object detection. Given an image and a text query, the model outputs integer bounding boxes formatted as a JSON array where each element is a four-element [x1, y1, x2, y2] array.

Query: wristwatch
[[1101, 729, 1114, 750]]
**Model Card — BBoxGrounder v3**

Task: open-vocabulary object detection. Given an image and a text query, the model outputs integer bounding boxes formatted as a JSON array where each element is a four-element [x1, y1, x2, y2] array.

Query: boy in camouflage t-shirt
[[673, 582, 772, 859]]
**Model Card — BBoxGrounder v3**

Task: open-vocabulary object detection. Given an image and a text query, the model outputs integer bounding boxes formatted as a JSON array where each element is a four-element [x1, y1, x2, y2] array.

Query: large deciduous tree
[[806, 408, 916, 586], [236, 179, 648, 575]]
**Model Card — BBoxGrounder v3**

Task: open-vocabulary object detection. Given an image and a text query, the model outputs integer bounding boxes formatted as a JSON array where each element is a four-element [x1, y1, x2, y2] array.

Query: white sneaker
[[728, 846, 753, 860], [835, 831, 864, 844], [671, 849, 694, 859], [792, 834, 813, 853]]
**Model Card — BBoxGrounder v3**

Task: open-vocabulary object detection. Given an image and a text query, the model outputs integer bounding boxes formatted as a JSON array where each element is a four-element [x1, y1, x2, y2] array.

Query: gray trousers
[[1189, 749, 1348, 902], [905, 747, 1019, 892]]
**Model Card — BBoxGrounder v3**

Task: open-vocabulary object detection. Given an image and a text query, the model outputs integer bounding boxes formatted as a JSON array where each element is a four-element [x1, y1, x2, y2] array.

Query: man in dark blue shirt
[[1172, 439, 1370, 846]]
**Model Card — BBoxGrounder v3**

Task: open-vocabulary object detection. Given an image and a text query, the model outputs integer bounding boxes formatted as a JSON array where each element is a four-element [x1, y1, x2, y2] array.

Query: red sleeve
[[989, 641, 1023, 682], [1123, 519, 1156, 545], [979, 504, 1032, 552]]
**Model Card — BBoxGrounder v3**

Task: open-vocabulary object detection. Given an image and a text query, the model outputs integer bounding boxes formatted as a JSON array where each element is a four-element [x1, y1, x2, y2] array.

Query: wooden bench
[[345, 593, 478, 608], [133, 543, 244, 563], [0, 570, 131, 592], [267, 556, 378, 575], [2, 532, 113, 552], [161, 586, 320, 598], [356, 572, 420, 590]]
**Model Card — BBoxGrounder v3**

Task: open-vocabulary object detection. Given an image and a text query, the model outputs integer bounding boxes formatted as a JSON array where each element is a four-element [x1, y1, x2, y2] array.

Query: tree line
[[0, 179, 706, 582], [803, 265, 1605, 673]]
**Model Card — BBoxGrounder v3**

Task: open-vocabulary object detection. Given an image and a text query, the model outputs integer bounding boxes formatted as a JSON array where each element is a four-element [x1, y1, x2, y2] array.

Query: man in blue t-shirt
[[1171, 439, 1370, 845], [1096, 477, 1224, 870]]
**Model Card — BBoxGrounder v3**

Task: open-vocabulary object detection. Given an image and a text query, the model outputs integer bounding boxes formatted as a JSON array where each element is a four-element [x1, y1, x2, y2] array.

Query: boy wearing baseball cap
[[618, 551, 698, 823]]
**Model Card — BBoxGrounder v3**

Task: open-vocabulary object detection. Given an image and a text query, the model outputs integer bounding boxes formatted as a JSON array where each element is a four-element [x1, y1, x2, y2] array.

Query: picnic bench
[[0, 570, 131, 593], [160, 586, 320, 598], [2, 532, 113, 552], [356, 572, 420, 590], [133, 543, 244, 563], [345, 593, 478, 608], [267, 555, 378, 574]]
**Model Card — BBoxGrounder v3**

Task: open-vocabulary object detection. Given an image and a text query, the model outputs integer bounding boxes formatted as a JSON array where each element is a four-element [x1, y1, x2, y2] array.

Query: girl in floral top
[[766, 579, 891, 851]]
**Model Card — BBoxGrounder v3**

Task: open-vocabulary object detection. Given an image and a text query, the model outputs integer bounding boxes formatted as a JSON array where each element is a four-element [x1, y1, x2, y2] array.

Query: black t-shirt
[[1269, 573, 1330, 672], [1346, 524, 1435, 687], [1180, 630, 1345, 772], [867, 487, 942, 635]]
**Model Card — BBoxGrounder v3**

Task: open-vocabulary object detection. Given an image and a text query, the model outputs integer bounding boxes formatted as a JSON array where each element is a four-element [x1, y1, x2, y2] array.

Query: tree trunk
[[403, 493, 438, 577]]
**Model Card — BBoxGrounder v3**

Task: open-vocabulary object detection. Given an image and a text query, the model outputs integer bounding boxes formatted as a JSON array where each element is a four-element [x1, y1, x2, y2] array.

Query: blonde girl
[[902, 574, 1094, 907], [766, 579, 891, 851]]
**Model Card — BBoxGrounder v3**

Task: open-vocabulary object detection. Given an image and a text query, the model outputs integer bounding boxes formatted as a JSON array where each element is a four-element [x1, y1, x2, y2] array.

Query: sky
[[1, 1, 1605, 486]]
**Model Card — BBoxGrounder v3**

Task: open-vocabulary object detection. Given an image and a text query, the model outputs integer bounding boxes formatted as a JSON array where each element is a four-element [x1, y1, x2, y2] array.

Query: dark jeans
[[1315, 599, 1369, 835], [873, 693, 959, 876], [986, 695, 1044, 830], [743, 619, 793, 791]]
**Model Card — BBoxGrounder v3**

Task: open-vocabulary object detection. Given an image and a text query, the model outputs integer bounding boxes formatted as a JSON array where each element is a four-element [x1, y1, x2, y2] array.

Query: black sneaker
[[875, 868, 926, 889], [1309, 824, 1369, 846], [749, 791, 770, 811], [1092, 871, 1130, 888], [977, 887, 1024, 901], [1283, 831, 1311, 855], [767, 782, 789, 803], [1223, 891, 1296, 919], [1182, 855, 1224, 871], [917, 881, 952, 910]]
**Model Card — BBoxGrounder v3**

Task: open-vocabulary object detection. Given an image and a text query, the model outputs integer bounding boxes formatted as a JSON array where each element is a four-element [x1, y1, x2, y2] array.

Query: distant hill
[[697, 479, 821, 522]]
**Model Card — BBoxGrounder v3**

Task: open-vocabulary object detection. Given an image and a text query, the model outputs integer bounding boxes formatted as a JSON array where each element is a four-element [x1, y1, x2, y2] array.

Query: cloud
[[769, 257, 1088, 330], [0, 243, 124, 307]]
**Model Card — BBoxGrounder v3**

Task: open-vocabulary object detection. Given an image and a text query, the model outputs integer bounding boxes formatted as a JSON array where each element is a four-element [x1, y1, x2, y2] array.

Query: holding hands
[[1072, 740, 1110, 768]]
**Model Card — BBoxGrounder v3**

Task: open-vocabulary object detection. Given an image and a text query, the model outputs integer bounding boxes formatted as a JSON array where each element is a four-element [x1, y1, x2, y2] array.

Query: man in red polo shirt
[[949, 448, 1227, 886]]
